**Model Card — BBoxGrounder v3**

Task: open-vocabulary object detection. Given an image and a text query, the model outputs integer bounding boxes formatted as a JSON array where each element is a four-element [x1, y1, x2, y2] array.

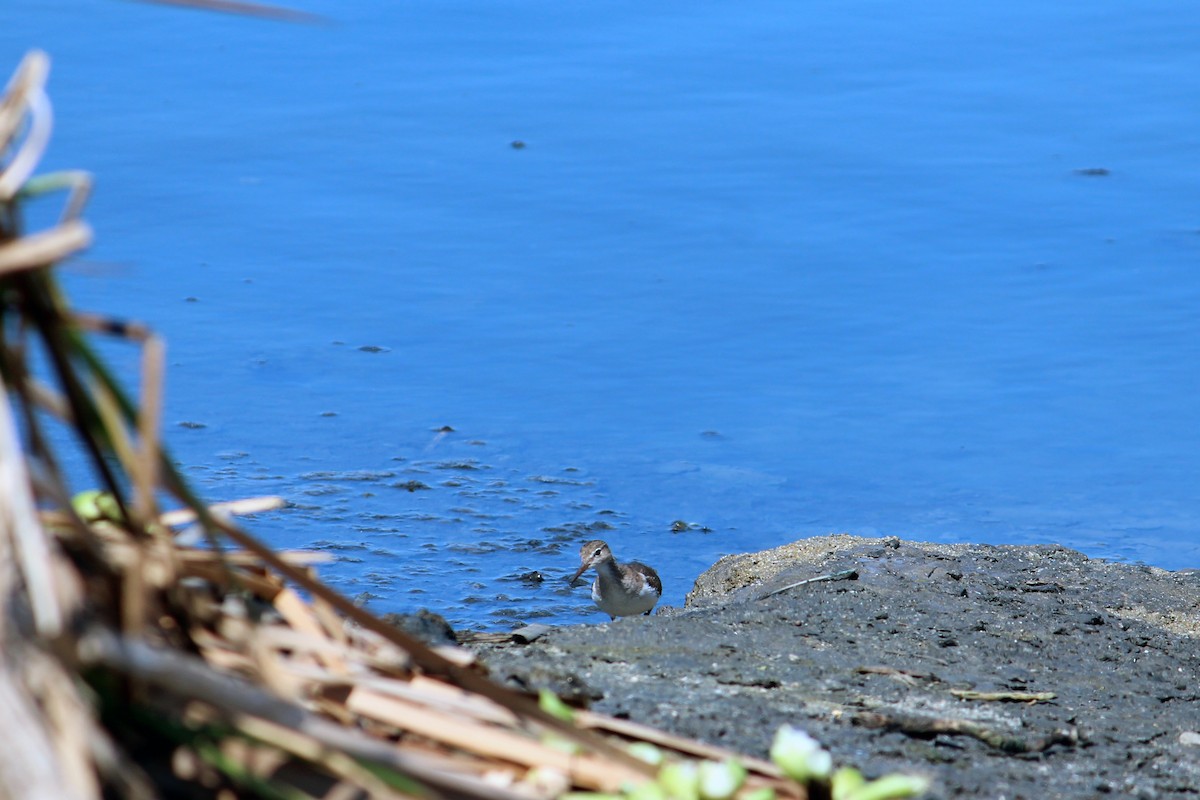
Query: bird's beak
[[567, 562, 589, 585]]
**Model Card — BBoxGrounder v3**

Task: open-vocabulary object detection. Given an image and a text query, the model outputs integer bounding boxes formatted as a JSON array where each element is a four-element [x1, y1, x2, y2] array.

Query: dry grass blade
[[79, 630, 534, 799], [133, 332, 165, 522], [0, 376, 64, 636], [0, 220, 93, 276], [0, 50, 51, 199], [232, 715, 419, 800], [0, 671, 90, 800], [134, 0, 328, 24], [0, 396, 87, 797], [24, 648, 104, 799], [0, 51, 46, 144], [345, 687, 652, 792], [576, 709, 783, 778], [159, 494, 288, 526]]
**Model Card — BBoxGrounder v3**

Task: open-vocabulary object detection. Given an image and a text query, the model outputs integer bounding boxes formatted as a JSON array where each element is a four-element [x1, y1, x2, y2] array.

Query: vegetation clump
[[0, 50, 929, 800]]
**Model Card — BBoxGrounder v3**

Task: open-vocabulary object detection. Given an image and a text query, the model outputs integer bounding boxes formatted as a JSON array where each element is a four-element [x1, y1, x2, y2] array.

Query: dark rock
[[471, 535, 1200, 799], [382, 609, 457, 646]]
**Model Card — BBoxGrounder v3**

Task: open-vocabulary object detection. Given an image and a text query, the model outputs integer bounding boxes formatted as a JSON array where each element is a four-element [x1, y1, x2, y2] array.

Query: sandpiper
[[568, 539, 662, 620]]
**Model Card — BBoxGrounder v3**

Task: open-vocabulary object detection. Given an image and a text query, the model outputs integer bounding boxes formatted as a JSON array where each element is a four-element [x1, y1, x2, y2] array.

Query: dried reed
[[0, 51, 804, 800]]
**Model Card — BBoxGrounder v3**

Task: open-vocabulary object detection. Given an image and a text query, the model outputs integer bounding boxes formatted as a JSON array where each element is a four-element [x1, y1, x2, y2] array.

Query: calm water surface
[[6, 1, 1199, 628]]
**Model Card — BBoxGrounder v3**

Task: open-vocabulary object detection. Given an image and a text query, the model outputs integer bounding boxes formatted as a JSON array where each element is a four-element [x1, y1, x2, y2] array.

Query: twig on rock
[[950, 689, 1056, 704], [758, 569, 858, 600], [852, 710, 1078, 754], [854, 666, 939, 686]]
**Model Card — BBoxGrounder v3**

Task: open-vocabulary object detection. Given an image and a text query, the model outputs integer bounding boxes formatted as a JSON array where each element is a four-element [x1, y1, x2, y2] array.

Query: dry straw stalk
[[0, 50, 804, 800]]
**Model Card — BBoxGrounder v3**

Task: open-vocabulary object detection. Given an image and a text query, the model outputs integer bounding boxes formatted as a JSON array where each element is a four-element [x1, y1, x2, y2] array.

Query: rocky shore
[[469, 535, 1200, 799]]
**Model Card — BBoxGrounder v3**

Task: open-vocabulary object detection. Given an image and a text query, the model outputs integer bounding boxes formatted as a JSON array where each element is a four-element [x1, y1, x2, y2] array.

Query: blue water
[[6, 0, 1199, 629]]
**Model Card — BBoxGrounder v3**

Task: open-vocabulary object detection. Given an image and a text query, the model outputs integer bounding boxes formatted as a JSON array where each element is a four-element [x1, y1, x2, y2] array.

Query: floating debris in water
[[436, 460, 484, 471], [301, 470, 396, 481], [671, 519, 713, 533], [528, 474, 595, 486]]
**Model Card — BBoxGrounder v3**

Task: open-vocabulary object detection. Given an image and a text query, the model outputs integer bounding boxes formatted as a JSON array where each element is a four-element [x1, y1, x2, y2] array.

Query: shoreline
[[470, 535, 1200, 799]]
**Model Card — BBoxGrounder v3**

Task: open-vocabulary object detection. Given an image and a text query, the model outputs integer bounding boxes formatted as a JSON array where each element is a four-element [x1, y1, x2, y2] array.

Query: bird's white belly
[[592, 579, 659, 617]]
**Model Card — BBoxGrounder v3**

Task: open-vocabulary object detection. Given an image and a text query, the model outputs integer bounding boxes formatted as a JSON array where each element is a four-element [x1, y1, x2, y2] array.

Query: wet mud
[[470, 535, 1200, 799]]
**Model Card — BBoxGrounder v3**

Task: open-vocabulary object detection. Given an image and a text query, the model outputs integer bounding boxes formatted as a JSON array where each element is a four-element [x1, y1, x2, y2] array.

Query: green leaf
[[844, 774, 931, 800], [698, 759, 747, 800], [538, 688, 576, 722], [769, 725, 832, 784], [628, 742, 666, 766], [658, 762, 700, 800], [832, 767, 866, 800]]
